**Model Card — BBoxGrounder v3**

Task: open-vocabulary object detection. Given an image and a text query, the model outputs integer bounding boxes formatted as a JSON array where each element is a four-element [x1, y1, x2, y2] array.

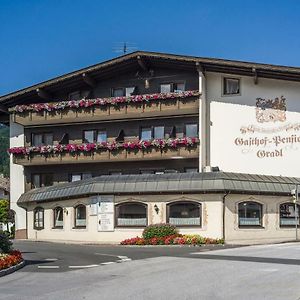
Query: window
[[53, 207, 63, 228], [125, 87, 136, 96], [34, 207, 44, 230], [140, 170, 155, 174], [115, 202, 147, 227], [109, 171, 122, 175], [32, 133, 53, 146], [83, 130, 95, 143], [97, 130, 107, 143], [160, 83, 185, 93], [185, 124, 198, 137], [167, 201, 201, 226], [238, 201, 262, 227], [112, 87, 136, 97], [68, 91, 82, 100], [141, 127, 152, 140], [32, 174, 53, 189], [185, 168, 198, 173], [154, 126, 164, 139], [74, 205, 86, 228], [223, 78, 240, 95], [280, 203, 300, 226], [69, 173, 92, 182]]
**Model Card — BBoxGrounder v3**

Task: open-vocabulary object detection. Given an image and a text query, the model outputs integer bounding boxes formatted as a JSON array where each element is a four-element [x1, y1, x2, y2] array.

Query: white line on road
[[69, 264, 99, 269], [100, 262, 116, 265], [38, 265, 60, 269], [44, 258, 58, 261], [116, 258, 132, 263]]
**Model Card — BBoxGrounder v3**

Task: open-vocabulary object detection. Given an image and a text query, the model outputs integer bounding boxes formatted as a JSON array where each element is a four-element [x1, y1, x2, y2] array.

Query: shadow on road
[[192, 254, 300, 266]]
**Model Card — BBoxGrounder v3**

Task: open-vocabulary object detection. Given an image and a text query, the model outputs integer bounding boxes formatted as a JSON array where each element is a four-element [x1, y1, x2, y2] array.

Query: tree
[[0, 199, 9, 224]]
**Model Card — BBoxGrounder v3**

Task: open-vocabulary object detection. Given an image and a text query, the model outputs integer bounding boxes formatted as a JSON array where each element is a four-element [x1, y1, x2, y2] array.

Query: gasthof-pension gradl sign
[[234, 96, 300, 158]]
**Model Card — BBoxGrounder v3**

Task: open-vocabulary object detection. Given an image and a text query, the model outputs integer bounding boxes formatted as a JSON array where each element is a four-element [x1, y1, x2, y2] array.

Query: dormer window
[[160, 83, 185, 93]]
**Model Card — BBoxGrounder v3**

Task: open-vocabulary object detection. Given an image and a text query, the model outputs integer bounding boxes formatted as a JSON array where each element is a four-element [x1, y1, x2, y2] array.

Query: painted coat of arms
[[255, 96, 286, 123]]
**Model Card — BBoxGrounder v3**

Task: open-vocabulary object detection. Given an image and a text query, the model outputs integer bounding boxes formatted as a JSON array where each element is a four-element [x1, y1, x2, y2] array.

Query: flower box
[[93, 150, 109, 161], [77, 108, 93, 119], [45, 153, 61, 163], [110, 149, 127, 160], [179, 145, 199, 157], [126, 103, 143, 115], [93, 106, 109, 117], [77, 152, 93, 162], [179, 98, 198, 110], [61, 152, 78, 162], [161, 148, 180, 158], [31, 111, 45, 122], [46, 111, 62, 121], [13, 112, 30, 124], [60, 108, 77, 120], [29, 154, 46, 164], [160, 99, 178, 111], [126, 149, 144, 159], [109, 104, 126, 116], [143, 101, 160, 113], [143, 148, 162, 159]]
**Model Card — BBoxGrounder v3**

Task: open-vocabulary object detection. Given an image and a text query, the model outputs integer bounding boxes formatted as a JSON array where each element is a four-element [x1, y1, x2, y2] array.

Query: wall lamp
[[63, 208, 68, 215], [154, 204, 159, 214]]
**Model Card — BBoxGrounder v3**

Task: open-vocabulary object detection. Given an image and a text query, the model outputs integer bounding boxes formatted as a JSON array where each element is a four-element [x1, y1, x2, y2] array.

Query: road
[[0, 241, 300, 300]]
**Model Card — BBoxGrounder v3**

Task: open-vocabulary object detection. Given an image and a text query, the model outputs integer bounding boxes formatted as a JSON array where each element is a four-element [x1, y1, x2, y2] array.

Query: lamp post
[[291, 185, 299, 241]]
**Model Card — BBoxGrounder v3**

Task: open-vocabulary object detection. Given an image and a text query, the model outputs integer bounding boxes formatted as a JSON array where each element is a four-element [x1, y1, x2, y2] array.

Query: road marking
[[69, 264, 99, 269], [94, 253, 126, 258], [44, 258, 58, 261], [100, 262, 116, 265], [260, 268, 278, 272], [38, 265, 60, 269], [116, 258, 132, 263]]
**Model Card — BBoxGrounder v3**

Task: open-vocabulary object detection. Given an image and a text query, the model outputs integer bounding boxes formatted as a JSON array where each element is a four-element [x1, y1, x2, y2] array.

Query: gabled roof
[[2, 51, 300, 107], [17, 172, 300, 205]]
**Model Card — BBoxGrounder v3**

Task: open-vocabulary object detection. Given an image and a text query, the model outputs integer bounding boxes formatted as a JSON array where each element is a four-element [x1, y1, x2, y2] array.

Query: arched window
[[280, 203, 300, 226], [167, 201, 201, 226], [53, 207, 63, 228], [74, 205, 86, 228], [238, 201, 262, 227], [115, 202, 147, 227], [34, 207, 44, 230]]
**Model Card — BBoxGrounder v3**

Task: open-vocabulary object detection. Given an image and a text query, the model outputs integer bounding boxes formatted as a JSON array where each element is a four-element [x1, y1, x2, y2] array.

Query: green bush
[[142, 223, 178, 239], [0, 231, 13, 253]]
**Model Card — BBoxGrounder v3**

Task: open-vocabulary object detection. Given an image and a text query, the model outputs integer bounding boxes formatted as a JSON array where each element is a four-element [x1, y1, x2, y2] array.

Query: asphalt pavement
[[1, 241, 300, 300]]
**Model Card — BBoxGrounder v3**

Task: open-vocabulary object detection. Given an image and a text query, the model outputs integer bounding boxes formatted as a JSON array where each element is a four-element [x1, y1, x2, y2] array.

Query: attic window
[[112, 87, 136, 97]]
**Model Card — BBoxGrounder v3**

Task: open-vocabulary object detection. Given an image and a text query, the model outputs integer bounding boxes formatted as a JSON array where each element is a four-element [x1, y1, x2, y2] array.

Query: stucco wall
[[225, 194, 299, 244], [26, 194, 223, 243], [10, 122, 26, 238], [207, 72, 300, 177]]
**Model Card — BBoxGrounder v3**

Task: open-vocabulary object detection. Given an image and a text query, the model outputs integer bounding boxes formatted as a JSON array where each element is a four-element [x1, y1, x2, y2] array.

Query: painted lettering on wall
[[234, 96, 299, 158]]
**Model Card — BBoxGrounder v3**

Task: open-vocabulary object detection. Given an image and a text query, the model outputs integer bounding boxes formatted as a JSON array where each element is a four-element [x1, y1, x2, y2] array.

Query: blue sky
[[1, 0, 300, 95]]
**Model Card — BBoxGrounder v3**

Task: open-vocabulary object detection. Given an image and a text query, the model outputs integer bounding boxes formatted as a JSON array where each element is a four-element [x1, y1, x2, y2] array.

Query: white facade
[[10, 121, 26, 238], [206, 72, 300, 177]]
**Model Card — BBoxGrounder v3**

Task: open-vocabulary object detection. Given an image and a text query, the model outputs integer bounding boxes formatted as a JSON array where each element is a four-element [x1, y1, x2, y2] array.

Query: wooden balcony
[[11, 93, 199, 126], [12, 145, 199, 166]]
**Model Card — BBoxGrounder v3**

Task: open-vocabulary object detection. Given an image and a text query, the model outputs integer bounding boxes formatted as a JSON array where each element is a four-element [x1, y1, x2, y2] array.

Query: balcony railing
[[10, 91, 199, 126], [10, 138, 199, 166]]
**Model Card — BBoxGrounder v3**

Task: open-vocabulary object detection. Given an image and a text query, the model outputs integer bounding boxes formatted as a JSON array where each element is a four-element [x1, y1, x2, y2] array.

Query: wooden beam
[[82, 73, 96, 88], [36, 88, 52, 100], [252, 67, 258, 84], [0, 104, 8, 114], [137, 55, 148, 71]]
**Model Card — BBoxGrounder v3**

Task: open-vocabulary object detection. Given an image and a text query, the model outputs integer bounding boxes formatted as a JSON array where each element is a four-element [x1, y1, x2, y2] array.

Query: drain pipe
[[222, 191, 230, 242]]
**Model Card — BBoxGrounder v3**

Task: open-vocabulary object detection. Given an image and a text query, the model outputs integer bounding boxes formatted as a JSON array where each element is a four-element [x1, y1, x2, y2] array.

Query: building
[[0, 51, 300, 244]]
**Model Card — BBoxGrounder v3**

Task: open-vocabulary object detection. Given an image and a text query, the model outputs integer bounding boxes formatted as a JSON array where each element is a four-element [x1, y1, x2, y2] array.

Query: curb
[[0, 260, 26, 278]]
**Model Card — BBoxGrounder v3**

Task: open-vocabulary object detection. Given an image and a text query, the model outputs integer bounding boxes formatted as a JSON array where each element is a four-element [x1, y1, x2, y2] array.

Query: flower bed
[[8, 137, 199, 156], [9, 90, 200, 113], [120, 234, 224, 246], [0, 250, 23, 271]]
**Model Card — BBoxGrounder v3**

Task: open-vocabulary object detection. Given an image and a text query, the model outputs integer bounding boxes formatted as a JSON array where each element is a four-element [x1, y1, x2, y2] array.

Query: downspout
[[197, 63, 207, 172], [222, 191, 230, 242]]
